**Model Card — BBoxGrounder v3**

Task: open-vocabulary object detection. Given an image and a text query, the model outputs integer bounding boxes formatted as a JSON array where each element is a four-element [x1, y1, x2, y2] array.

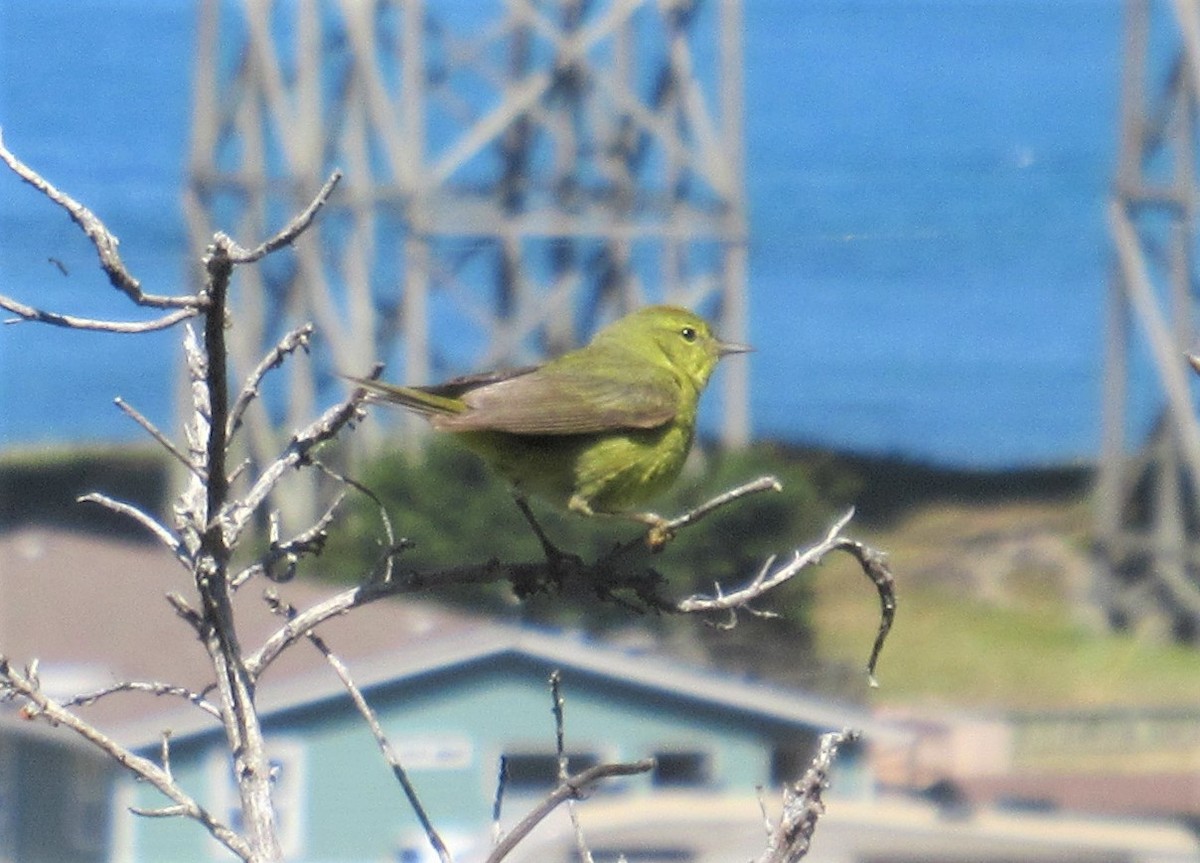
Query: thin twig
[[0, 296, 199, 332], [674, 507, 896, 684], [756, 786, 775, 837], [831, 538, 896, 688], [129, 804, 191, 818], [76, 492, 185, 561], [227, 323, 315, 439], [550, 671, 595, 863], [314, 459, 399, 584], [222, 170, 343, 263], [663, 475, 783, 535], [0, 657, 250, 860], [160, 731, 174, 781], [175, 324, 210, 561], [115, 397, 203, 479], [59, 680, 220, 719], [551, 672, 568, 771], [230, 492, 344, 589], [603, 475, 783, 554], [491, 756, 510, 848], [484, 760, 655, 863], [219, 390, 371, 548], [0, 129, 200, 311], [165, 592, 205, 633], [265, 595, 452, 863], [675, 510, 855, 615]]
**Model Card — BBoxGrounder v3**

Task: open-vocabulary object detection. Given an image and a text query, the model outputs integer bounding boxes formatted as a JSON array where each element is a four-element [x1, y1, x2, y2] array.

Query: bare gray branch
[[0, 128, 200, 312], [1, 295, 198, 332], [76, 492, 185, 561], [60, 680, 220, 720], [115, 396, 203, 479], [662, 474, 783, 534], [227, 323, 315, 440], [219, 394, 370, 549], [245, 506, 894, 687], [754, 729, 861, 863], [266, 594, 453, 863], [0, 657, 250, 860], [222, 170, 343, 264], [485, 759, 656, 863]]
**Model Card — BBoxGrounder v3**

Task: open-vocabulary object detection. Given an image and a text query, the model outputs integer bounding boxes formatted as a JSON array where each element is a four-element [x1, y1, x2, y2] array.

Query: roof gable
[[118, 626, 897, 748]]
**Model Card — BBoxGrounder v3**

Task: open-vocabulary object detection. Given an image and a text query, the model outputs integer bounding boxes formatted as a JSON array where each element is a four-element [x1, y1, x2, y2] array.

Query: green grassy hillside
[[814, 497, 1200, 708]]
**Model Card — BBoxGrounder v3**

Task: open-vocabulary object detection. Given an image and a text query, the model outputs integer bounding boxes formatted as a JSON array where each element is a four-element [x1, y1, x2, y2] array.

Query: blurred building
[[0, 715, 117, 863], [0, 527, 1196, 862], [876, 704, 1200, 824], [119, 625, 887, 862]]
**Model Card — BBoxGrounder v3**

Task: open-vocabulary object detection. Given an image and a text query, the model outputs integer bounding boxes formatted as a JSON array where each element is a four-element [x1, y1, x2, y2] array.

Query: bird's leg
[[513, 494, 567, 562], [570, 494, 675, 553]]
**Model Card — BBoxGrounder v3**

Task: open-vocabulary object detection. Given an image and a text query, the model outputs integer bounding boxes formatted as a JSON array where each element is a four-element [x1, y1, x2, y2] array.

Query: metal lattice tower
[[186, 0, 749, 527], [1098, 0, 1200, 640]]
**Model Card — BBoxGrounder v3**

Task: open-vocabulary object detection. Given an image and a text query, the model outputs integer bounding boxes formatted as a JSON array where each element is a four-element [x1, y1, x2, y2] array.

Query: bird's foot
[[632, 512, 675, 553], [573, 495, 678, 553]]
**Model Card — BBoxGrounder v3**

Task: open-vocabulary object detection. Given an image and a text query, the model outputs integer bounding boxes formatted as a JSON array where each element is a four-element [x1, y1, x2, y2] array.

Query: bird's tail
[[342, 376, 466, 418]]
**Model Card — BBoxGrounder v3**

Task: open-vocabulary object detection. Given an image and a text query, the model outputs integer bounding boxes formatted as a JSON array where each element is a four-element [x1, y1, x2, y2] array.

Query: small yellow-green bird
[[349, 305, 750, 549]]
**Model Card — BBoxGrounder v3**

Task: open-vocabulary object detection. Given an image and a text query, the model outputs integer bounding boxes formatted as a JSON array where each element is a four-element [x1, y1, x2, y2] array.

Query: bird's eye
[[680, 326, 697, 343]]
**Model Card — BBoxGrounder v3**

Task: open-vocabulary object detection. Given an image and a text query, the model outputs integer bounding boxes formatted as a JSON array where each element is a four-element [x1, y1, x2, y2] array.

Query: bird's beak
[[717, 340, 754, 357]]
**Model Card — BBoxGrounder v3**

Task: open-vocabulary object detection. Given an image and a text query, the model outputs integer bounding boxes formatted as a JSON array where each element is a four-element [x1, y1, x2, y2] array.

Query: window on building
[[769, 731, 821, 786], [66, 752, 112, 854], [771, 733, 863, 793], [650, 750, 711, 787], [502, 751, 599, 792]]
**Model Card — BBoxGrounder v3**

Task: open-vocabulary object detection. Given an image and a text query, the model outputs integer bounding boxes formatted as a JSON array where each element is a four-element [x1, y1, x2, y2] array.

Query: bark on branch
[[755, 729, 861, 863]]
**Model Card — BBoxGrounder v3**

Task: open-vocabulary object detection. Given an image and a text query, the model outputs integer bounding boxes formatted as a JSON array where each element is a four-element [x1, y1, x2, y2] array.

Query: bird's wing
[[421, 364, 542, 398], [437, 357, 680, 435], [345, 365, 543, 417]]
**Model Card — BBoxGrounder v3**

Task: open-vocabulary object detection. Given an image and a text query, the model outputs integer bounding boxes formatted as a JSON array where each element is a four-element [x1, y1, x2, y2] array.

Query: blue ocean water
[[0, 1, 1153, 467]]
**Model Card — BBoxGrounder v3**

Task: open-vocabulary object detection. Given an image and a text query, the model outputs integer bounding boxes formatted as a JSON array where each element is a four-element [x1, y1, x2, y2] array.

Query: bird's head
[[594, 305, 752, 390]]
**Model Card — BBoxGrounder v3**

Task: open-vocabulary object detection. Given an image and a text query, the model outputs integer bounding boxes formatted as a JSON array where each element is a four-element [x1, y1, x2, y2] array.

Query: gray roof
[[0, 526, 480, 726]]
